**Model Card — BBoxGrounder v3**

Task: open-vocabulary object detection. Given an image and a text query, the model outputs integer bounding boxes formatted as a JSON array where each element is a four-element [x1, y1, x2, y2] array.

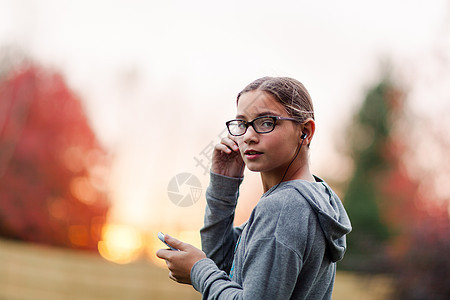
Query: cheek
[[267, 134, 299, 155]]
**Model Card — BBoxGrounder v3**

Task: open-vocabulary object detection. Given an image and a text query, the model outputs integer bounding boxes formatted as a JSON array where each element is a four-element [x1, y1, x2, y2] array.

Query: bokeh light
[[1, 0, 449, 298], [98, 224, 144, 264]]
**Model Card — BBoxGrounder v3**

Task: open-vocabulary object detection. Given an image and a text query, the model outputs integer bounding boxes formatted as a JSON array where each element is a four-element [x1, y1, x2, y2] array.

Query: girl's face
[[234, 90, 302, 175]]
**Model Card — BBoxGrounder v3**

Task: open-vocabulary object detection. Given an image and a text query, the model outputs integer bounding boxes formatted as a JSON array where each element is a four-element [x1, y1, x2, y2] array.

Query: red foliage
[[378, 87, 450, 299], [0, 64, 110, 251], [380, 132, 449, 258], [381, 146, 421, 233]]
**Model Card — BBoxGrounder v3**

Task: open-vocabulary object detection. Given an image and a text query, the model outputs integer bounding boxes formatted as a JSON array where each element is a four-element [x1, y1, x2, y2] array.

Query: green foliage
[[340, 72, 450, 299], [340, 79, 394, 272]]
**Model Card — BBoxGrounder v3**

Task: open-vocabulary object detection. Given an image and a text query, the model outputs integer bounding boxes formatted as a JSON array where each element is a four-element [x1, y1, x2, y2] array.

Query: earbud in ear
[[301, 133, 307, 139]]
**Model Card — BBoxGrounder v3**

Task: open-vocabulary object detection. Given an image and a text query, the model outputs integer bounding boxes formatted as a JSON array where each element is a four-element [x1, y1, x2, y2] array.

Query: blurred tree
[[340, 75, 401, 272], [0, 62, 110, 252], [340, 68, 450, 298], [390, 201, 450, 300], [379, 101, 450, 299]]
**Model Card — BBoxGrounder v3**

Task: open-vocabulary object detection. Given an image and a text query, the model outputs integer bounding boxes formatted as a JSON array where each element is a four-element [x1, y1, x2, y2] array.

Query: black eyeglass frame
[[225, 115, 299, 136]]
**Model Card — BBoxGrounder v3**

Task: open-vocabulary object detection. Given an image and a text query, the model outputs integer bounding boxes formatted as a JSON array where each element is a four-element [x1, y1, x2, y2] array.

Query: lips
[[244, 149, 263, 159], [245, 151, 262, 155]]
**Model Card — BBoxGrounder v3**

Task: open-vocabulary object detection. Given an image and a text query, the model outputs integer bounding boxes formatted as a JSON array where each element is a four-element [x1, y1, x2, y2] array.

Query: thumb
[[165, 234, 188, 251]]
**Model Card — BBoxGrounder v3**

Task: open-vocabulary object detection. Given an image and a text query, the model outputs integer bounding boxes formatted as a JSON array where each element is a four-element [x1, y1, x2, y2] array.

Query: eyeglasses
[[226, 116, 298, 136]]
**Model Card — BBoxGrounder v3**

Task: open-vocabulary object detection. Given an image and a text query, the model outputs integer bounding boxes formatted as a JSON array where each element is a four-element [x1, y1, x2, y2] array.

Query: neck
[[260, 154, 315, 193]]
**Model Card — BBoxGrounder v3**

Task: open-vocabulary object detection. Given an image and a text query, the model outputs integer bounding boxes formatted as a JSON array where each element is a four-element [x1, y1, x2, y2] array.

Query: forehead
[[236, 90, 286, 119]]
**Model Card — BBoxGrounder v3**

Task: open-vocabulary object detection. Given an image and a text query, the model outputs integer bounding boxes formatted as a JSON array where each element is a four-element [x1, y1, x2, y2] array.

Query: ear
[[301, 118, 315, 146]]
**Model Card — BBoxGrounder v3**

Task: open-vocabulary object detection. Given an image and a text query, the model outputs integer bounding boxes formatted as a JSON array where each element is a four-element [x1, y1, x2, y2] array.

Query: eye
[[259, 118, 275, 128], [237, 121, 247, 129]]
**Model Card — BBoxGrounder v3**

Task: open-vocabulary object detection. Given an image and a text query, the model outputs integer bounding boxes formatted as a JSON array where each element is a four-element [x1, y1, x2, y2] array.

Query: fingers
[[156, 235, 190, 260], [168, 270, 189, 285], [156, 236, 206, 286], [215, 142, 232, 154], [216, 136, 239, 154], [164, 234, 186, 251], [169, 271, 177, 282], [156, 248, 172, 260], [212, 135, 245, 177]]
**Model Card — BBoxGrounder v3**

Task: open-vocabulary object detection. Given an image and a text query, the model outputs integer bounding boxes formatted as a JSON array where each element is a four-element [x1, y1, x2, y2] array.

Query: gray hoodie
[[191, 172, 352, 299]]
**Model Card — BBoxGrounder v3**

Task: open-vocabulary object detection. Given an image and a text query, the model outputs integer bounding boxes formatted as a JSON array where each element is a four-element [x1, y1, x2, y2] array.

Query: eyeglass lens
[[227, 117, 276, 136]]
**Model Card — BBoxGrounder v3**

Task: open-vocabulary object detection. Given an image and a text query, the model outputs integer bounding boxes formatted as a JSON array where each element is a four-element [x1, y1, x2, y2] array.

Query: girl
[[157, 76, 352, 299]]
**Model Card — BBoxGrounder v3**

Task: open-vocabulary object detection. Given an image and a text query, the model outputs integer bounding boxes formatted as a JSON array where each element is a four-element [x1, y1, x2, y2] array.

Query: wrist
[[207, 171, 243, 203], [211, 162, 245, 178]]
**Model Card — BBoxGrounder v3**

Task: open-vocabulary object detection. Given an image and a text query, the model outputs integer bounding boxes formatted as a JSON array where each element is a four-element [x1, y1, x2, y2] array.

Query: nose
[[242, 125, 259, 144]]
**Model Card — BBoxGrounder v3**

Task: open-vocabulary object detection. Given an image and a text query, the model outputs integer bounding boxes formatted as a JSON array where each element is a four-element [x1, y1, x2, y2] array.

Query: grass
[[0, 238, 393, 299]]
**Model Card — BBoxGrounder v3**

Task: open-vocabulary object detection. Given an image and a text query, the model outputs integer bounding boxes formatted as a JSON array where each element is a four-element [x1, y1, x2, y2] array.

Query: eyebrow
[[235, 111, 278, 120]]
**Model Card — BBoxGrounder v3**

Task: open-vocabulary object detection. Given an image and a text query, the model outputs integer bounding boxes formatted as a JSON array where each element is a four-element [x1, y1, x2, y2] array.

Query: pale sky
[[1, 0, 448, 232]]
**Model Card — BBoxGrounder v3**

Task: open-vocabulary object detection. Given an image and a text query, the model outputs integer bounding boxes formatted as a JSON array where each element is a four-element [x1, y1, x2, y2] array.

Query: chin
[[245, 162, 269, 173], [246, 166, 260, 172], [244, 162, 258, 172]]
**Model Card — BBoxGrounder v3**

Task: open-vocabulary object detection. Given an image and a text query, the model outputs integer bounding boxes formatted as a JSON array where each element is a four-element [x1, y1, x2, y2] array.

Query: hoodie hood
[[281, 176, 352, 262]]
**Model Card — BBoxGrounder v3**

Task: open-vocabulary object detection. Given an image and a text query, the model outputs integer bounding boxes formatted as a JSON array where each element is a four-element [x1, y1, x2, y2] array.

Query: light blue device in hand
[[158, 232, 179, 251]]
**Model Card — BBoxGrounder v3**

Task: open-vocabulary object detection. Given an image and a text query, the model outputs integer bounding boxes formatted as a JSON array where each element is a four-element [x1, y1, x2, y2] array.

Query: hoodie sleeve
[[192, 175, 350, 299], [191, 189, 312, 299], [200, 172, 244, 273], [191, 237, 302, 300]]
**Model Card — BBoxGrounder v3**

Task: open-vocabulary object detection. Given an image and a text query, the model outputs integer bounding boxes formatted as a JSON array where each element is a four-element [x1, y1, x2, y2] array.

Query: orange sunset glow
[[1, 1, 449, 298]]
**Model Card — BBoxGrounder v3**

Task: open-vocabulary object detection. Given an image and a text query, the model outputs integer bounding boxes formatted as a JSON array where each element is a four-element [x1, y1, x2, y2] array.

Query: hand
[[156, 234, 206, 285], [211, 135, 245, 178]]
